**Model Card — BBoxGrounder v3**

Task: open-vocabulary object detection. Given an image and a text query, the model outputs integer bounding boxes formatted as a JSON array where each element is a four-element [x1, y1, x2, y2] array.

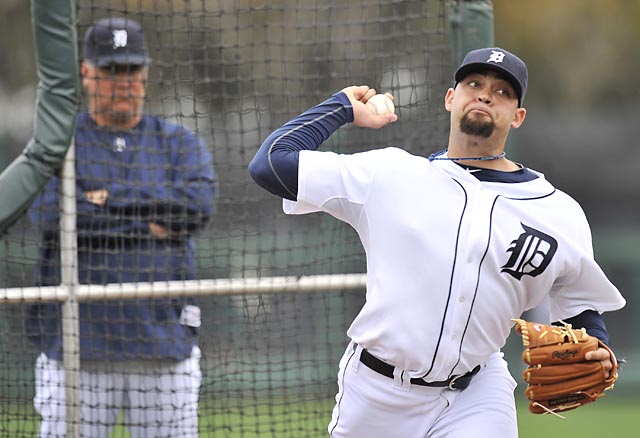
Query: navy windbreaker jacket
[[27, 112, 216, 361]]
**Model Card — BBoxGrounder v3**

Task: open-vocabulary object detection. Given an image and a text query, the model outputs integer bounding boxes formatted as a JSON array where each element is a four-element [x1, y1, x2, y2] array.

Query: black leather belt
[[359, 348, 480, 390]]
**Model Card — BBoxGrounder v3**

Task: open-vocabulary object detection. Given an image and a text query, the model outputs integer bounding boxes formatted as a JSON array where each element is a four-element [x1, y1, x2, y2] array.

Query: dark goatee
[[460, 113, 495, 138]]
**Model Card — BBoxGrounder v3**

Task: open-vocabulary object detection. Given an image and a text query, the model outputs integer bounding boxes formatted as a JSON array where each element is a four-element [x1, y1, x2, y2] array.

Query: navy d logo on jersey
[[501, 223, 558, 280]]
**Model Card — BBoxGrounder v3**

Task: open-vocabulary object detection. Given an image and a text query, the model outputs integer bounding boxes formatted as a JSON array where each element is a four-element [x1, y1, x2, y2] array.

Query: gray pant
[[34, 346, 202, 438]]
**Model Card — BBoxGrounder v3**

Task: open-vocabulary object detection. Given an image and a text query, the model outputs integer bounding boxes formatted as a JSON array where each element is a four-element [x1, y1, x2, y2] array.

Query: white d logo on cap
[[487, 50, 505, 63], [112, 29, 128, 49]]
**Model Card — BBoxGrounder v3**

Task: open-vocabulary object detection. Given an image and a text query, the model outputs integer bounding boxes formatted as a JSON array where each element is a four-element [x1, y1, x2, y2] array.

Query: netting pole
[[60, 140, 80, 437]]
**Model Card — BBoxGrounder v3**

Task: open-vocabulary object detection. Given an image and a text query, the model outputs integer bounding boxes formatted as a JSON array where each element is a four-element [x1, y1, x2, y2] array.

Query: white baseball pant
[[328, 342, 518, 438], [34, 345, 202, 438]]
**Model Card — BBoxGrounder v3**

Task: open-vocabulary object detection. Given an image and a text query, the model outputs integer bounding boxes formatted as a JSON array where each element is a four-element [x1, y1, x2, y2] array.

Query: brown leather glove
[[512, 318, 618, 415]]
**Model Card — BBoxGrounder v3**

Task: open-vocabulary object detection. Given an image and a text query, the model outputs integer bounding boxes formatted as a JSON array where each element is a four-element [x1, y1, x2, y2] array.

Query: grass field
[[3, 395, 636, 437], [516, 396, 636, 438]]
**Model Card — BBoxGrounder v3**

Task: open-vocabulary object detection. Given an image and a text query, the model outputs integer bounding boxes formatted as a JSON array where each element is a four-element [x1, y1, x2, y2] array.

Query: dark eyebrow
[[471, 71, 516, 91]]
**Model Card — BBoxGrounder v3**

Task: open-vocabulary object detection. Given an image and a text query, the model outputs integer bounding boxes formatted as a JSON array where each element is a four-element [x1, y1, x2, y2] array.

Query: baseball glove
[[512, 318, 618, 416]]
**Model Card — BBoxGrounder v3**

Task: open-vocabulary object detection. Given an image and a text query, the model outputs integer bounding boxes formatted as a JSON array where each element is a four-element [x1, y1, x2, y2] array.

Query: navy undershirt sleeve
[[248, 92, 353, 200], [553, 309, 610, 346]]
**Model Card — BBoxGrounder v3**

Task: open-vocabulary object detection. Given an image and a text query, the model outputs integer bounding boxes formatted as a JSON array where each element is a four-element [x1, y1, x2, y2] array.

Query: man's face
[[81, 62, 148, 128], [445, 70, 524, 139]]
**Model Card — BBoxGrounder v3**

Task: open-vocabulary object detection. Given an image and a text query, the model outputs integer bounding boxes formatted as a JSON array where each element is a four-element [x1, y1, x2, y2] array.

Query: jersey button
[[459, 296, 465, 303], [466, 257, 473, 263]]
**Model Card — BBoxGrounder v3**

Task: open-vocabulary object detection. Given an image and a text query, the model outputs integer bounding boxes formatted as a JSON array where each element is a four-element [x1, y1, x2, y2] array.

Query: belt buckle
[[447, 365, 480, 390], [448, 374, 462, 390]]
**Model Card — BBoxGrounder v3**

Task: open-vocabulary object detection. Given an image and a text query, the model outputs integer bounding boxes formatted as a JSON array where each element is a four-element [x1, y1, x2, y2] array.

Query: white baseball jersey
[[284, 147, 625, 381]]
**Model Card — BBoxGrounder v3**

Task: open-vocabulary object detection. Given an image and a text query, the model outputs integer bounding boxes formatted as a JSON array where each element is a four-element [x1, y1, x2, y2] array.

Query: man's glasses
[[97, 64, 145, 76]]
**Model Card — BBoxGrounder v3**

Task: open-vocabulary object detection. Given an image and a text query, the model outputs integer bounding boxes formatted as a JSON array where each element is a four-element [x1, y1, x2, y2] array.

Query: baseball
[[366, 93, 395, 115]]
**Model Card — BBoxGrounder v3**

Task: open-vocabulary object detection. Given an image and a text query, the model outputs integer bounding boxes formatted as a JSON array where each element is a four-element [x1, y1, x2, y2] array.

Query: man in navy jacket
[[27, 17, 215, 438]]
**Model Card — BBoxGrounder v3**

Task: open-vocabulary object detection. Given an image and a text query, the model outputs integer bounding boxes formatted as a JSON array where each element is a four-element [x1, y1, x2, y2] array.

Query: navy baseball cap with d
[[454, 47, 528, 107], [83, 18, 151, 67]]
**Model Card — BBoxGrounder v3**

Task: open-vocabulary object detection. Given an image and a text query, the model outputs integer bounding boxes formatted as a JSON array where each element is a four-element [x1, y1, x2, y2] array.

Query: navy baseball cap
[[454, 47, 528, 107], [83, 18, 151, 67]]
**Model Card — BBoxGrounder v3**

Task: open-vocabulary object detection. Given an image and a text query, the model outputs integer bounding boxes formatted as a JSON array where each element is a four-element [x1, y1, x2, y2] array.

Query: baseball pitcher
[[249, 47, 625, 438]]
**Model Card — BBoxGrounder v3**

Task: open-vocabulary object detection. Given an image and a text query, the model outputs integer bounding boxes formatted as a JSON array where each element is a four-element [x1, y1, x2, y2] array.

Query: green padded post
[[450, 0, 495, 68], [0, 0, 78, 233]]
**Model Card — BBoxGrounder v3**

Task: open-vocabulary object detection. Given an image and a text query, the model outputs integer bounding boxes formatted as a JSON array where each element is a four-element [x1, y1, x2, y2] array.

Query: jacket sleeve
[[553, 310, 610, 346], [28, 175, 145, 236], [248, 91, 353, 200]]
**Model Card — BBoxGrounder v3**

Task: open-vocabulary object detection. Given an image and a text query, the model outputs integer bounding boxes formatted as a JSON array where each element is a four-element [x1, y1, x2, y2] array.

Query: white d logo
[[487, 50, 505, 63], [112, 30, 128, 49]]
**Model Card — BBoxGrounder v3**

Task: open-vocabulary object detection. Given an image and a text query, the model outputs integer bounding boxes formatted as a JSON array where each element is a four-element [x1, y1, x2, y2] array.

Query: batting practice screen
[[0, 0, 451, 436]]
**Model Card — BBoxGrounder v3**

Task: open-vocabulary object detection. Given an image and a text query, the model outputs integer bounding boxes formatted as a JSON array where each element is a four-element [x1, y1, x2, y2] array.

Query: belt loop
[[393, 367, 411, 391], [351, 343, 363, 372]]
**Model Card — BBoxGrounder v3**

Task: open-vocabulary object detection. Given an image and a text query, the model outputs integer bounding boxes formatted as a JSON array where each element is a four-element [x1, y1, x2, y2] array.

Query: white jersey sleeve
[[283, 148, 384, 226], [545, 191, 626, 321]]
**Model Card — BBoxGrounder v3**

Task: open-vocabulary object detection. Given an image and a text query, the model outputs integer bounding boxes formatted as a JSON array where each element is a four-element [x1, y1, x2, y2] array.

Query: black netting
[[0, 1, 451, 436]]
